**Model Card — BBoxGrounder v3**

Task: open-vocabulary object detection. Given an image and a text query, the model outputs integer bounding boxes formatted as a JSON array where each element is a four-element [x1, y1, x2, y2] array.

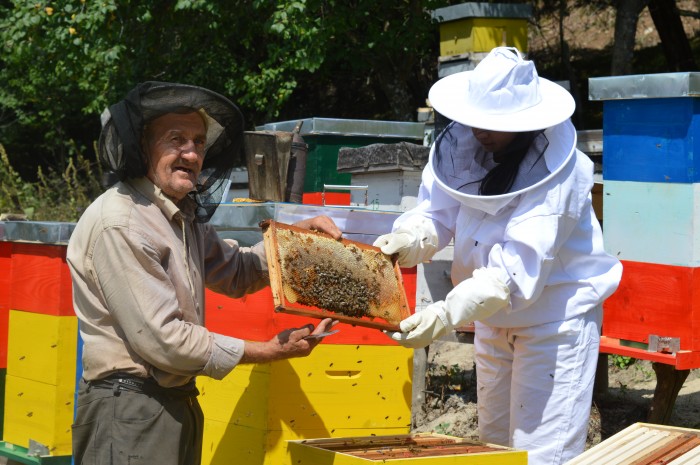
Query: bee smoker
[[284, 120, 307, 203]]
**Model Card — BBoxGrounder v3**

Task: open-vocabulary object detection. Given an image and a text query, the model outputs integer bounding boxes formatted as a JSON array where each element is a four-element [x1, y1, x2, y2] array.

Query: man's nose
[[180, 140, 203, 159]]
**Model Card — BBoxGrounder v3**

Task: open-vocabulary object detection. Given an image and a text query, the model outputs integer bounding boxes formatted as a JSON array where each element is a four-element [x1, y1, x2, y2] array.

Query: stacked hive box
[[0, 241, 10, 441], [0, 203, 417, 465], [431, 2, 532, 77], [0, 221, 77, 463], [589, 73, 700, 369]]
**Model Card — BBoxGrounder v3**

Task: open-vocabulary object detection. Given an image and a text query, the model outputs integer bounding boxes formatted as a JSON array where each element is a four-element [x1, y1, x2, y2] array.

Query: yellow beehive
[[197, 344, 412, 465], [287, 433, 527, 464], [432, 3, 531, 58], [6, 310, 78, 386], [3, 374, 75, 456], [439, 17, 528, 57]]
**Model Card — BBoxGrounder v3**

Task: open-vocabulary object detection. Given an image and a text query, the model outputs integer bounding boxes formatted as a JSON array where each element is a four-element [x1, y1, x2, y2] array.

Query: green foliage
[[0, 0, 448, 219], [610, 354, 636, 370], [0, 143, 103, 222]]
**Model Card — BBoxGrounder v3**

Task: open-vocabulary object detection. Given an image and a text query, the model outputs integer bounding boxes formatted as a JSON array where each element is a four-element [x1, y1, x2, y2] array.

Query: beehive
[[287, 433, 527, 464], [431, 3, 532, 58], [3, 310, 77, 456], [197, 343, 413, 465], [262, 220, 411, 331], [589, 72, 700, 368]]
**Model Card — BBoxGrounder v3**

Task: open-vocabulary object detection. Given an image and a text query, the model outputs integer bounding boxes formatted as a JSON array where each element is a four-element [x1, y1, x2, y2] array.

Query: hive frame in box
[[287, 433, 527, 463], [261, 219, 411, 331]]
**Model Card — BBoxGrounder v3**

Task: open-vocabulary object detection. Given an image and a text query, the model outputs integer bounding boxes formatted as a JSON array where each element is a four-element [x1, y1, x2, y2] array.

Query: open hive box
[[287, 433, 527, 464], [261, 220, 411, 331], [566, 422, 700, 465]]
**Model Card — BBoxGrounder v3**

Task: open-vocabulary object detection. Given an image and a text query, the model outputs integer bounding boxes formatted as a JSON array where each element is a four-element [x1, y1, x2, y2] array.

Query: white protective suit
[[392, 119, 622, 465]]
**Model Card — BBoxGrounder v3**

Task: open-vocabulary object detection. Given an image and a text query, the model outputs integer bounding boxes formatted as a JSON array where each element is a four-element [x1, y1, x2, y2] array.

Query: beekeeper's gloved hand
[[387, 267, 510, 349], [373, 216, 439, 267]]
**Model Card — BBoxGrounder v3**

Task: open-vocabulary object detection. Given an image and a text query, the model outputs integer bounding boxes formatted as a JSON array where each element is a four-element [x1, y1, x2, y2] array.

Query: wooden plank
[[602, 98, 700, 183], [648, 363, 692, 424], [603, 181, 700, 266], [9, 243, 74, 316], [628, 434, 700, 465], [599, 336, 700, 370], [602, 260, 700, 353]]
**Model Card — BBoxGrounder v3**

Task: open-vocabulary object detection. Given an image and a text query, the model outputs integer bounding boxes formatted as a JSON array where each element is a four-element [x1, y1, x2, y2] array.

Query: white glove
[[387, 267, 510, 349], [373, 216, 438, 267]]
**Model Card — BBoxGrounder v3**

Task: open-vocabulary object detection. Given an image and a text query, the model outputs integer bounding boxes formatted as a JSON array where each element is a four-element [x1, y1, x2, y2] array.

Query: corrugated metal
[[566, 423, 700, 465], [256, 117, 425, 140], [589, 72, 700, 100], [431, 2, 533, 22], [0, 221, 74, 245]]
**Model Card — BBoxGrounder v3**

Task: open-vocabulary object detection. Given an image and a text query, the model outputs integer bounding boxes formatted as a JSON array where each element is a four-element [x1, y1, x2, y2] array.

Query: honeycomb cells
[[276, 228, 402, 323]]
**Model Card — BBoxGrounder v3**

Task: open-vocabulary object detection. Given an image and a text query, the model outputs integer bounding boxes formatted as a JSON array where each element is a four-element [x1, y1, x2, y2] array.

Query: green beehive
[[256, 118, 425, 196]]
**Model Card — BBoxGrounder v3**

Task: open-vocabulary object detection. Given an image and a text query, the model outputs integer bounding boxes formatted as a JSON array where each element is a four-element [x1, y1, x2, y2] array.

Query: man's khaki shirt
[[67, 177, 269, 387]]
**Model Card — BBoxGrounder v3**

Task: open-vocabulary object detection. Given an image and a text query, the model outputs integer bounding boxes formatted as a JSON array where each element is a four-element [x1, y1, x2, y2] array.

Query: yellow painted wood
[[287, 433, 527, 465], [197, 344, 413, 465], [6, 310, 77, 386], [3, 374, 74, 456], [439, 18, 528, 56], [201, 419, 267, 465], [268, 344, 412, 430], [197, 363, 271, 429], [264, 424, 412, 465]]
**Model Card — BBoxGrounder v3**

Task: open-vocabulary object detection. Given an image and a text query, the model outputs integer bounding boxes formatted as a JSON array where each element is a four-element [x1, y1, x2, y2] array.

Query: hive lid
[[261, 220, 411, 331], [566, 422, 700, 465]]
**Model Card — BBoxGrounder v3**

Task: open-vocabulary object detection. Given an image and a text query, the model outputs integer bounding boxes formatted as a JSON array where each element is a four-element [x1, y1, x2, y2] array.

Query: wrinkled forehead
[[144, 108, 223, 150]]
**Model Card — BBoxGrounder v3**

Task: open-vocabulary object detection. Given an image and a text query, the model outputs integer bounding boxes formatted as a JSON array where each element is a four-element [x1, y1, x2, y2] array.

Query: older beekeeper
[[67, 82, 340, 465], [375, 48, 622, 465]]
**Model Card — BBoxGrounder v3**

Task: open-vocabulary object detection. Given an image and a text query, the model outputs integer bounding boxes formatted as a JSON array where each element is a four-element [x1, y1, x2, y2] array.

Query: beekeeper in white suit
[[375, 47, 622, 465]]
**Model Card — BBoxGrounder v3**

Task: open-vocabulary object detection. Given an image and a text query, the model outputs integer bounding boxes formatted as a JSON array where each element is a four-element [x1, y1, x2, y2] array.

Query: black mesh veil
[[98, 81, 245, 222]]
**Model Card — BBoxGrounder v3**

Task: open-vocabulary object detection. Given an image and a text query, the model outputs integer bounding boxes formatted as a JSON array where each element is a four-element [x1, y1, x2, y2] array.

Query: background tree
[[0, 0, 699, 221]]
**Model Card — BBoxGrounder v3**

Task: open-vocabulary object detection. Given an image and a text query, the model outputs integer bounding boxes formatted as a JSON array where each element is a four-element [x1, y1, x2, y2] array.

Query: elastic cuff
[[432, 303, 453, 332]]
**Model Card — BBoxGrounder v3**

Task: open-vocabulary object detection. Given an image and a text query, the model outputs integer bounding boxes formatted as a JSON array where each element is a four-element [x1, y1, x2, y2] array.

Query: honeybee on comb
[[261, 220, 411, 331]]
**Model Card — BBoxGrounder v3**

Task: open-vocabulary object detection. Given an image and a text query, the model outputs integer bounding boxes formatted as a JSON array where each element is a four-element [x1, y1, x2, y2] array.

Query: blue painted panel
[[603, 98, 700, 183], [603, 180, 700, 266]]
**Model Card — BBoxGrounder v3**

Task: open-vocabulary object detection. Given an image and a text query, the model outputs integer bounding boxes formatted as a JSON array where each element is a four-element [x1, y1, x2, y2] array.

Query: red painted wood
[[603, 260, 700, 352], [205, 266, 417, 345], [0, 242, 10, 367], [301, 192, 351, 206], [600, 336, 700, 370], [9, 243, 74, 316]]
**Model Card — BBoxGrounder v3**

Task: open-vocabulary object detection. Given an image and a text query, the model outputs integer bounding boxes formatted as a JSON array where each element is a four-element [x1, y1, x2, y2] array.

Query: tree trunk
[[648, 0, 697, 71], [611, 0, 650, 75]]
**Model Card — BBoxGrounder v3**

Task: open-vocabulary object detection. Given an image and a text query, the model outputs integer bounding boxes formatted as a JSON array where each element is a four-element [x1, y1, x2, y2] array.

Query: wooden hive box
[[3, 310, 77, 457], [431, 3, 531, 57], [590, 73, 700, 369], [197, 344, 412, 465], [287, 433, 527, 464], [566, 423, 700, 465]]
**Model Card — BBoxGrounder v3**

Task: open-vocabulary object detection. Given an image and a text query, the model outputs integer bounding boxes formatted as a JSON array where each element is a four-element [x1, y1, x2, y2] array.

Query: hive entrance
[[261, 220, 411, 331]]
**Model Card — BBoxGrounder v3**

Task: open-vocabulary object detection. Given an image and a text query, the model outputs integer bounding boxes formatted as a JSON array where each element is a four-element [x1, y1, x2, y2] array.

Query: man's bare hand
[[241, 318, 338, 364], [293, 215, 342, 240]]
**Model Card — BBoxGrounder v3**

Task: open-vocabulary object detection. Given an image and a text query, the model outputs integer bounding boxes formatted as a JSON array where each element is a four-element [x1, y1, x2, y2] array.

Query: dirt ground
[[412, 340, 700, 451]]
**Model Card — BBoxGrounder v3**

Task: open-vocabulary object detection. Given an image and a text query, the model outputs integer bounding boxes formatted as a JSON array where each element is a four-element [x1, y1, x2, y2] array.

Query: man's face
[[143, 112, 207, 200]]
